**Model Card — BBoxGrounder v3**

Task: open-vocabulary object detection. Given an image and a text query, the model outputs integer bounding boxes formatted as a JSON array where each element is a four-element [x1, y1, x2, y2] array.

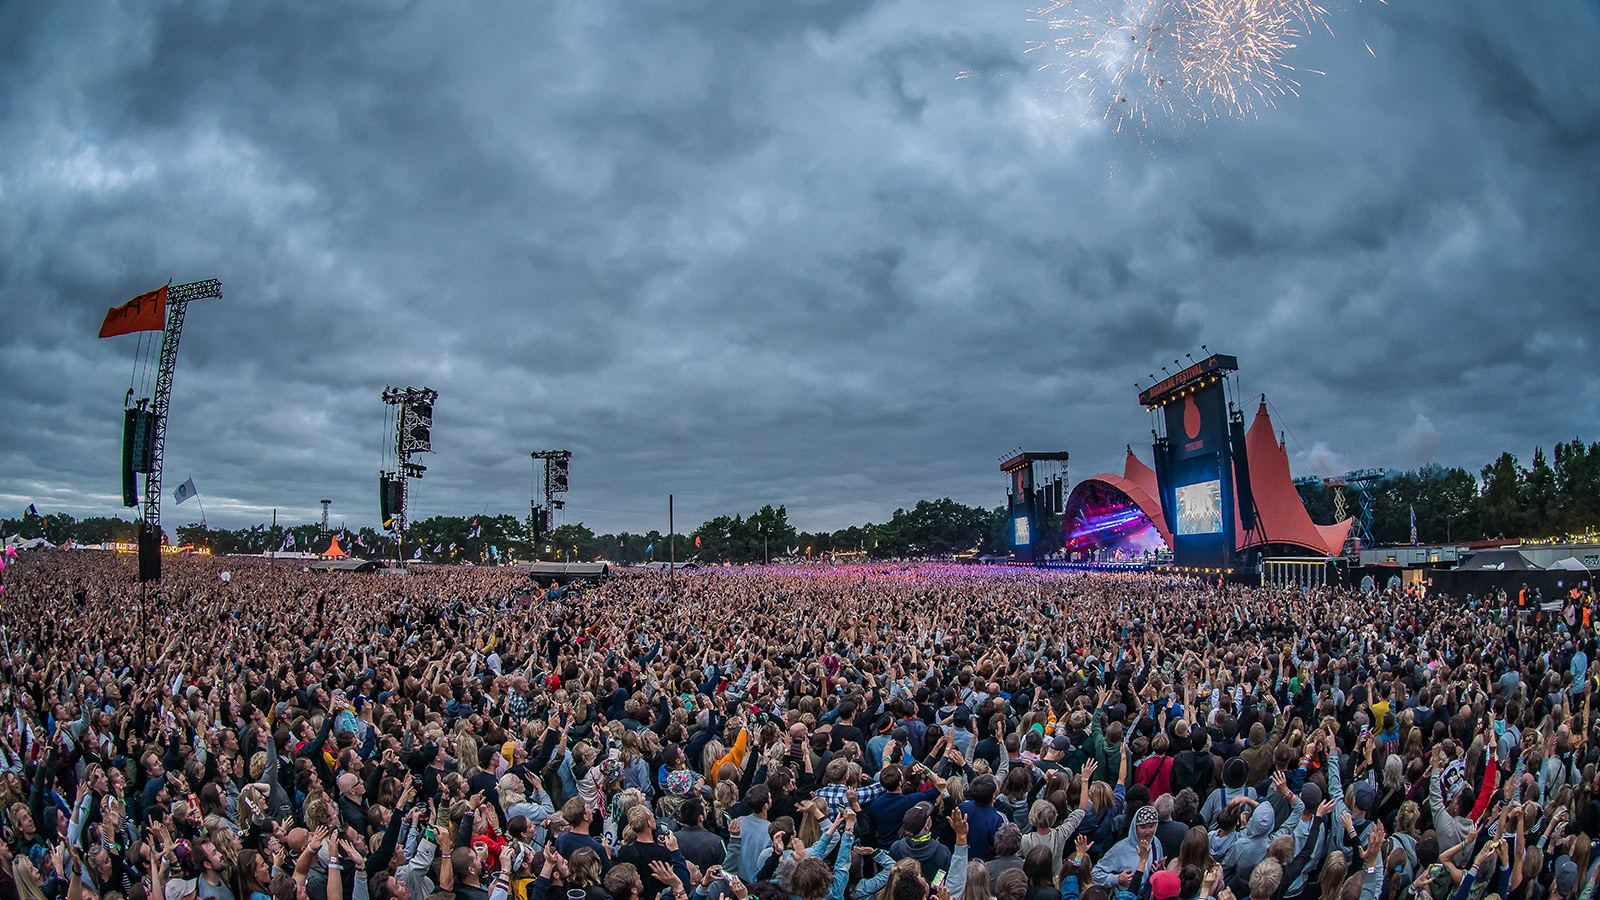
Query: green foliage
[[1293, 439, 1600, 544], [16, 438, 1600, 559]]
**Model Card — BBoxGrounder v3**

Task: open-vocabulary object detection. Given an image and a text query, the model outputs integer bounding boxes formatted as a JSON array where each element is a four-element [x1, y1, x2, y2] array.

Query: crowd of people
[[1, 550, 1597, 900]]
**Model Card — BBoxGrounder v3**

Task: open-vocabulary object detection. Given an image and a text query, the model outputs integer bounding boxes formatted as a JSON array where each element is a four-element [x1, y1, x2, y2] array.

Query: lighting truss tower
[[320, 499, 332, 537], [381, 386, 437, 567], [999, 450, 1069, 564], [139, 278, 221, 582], [530, 450, 572, 547], [1343, 468, 1388, 552]]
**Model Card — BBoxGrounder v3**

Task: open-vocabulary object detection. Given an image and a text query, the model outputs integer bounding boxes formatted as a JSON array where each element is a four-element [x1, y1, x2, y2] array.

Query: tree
[[549, 522, 599, 561], [1522, 448, 1560, 537], [1554, 439, 1600, 534], [1477, 452, 1526, 539]]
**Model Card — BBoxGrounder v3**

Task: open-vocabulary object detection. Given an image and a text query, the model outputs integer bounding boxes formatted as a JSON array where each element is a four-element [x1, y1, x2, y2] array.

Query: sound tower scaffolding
[[529, 450, 571, 554], [381, 386, 437, 568], [136, 279, 222, 583], [1000, 451, 1069, 565]]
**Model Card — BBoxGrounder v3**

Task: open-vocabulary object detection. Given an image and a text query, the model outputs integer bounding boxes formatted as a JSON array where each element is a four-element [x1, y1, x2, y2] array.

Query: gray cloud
[[2, 0, 1598, 534]]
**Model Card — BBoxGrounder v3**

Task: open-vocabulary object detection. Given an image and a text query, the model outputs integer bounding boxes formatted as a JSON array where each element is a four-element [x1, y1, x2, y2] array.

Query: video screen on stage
[[1013, 515, 1031, 546], [1174, 479, 1223, 535]]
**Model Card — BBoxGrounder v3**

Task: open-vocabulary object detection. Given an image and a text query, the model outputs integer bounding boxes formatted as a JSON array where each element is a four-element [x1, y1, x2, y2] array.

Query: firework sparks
[[1027, 0, 1341, 130]]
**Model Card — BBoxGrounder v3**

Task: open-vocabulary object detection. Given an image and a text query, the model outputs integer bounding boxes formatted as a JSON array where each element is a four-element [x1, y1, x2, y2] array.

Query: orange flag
[[98, 285, 167, 338]]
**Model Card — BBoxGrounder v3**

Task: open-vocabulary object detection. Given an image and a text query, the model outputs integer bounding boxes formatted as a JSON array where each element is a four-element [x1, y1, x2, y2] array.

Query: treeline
[[13, 437, 1593, 563], [1296, 438, 1600, 544], [0, 497, 1023, 564]]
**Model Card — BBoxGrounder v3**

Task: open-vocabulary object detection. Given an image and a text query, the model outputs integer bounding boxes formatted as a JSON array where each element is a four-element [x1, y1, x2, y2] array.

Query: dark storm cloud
[[2, 0, 1598, 534]]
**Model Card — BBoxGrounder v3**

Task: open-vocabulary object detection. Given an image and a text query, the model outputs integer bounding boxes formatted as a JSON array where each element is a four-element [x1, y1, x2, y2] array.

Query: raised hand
[[948, 808, 969, 844]]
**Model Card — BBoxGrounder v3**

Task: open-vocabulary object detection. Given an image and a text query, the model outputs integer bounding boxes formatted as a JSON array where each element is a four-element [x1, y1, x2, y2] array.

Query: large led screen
[[1174, 479, 1223, 535]]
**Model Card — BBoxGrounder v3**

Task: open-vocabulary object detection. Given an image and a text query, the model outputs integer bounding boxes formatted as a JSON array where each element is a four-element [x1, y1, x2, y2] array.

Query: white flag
[[173, 478, 198, 505]]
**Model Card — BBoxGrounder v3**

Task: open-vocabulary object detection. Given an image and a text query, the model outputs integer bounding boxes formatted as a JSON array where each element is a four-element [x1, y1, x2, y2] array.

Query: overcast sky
[[3, 0, 1598, 535]]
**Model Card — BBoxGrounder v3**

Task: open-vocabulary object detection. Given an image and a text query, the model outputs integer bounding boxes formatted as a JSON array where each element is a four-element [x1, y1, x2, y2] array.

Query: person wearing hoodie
[[1202, 758, 1258, 828], [1239, 708, 1286, 791], [1324, 733, 1381, 861], [1219, 773, 1302, 886], [888, 803, 951, 883], [1281, 783, 1327, 898], [1092, 806, 1165, 889]]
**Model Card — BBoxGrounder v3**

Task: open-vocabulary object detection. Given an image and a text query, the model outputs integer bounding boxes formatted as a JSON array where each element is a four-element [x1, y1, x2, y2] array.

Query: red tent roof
[[1068, 449, 1174, 550], [1235, 402, 1353, 556], [1066, 404, 1353, 557]]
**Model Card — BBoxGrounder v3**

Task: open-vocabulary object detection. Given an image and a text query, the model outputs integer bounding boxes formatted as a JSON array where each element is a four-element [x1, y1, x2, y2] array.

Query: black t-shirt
[[616, 842, 674, 900], [831, 723, 865, 752], [674, 827, 725, 874]]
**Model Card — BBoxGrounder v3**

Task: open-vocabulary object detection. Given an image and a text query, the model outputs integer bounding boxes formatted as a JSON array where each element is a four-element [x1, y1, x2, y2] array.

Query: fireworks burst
[[1026, 0, 1338, 130]]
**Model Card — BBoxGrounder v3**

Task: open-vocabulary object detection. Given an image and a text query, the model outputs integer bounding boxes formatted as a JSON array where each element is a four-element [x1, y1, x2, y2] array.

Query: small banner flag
[[694, 536, 702, 548], [1410, 505, 1418, 545], [173, 478, 198, 505], [25, 504, 37, 517], [98, 285, 168, 338]]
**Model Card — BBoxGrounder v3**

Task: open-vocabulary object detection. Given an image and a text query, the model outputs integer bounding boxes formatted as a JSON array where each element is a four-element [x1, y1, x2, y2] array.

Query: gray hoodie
[[1221, 793, 1303, 879], [1092, 814, 1166, 887]]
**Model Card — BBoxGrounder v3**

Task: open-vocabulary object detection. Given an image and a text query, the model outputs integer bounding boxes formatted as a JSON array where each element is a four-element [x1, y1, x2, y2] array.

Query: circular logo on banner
[[1184, 395, 1202, 440]]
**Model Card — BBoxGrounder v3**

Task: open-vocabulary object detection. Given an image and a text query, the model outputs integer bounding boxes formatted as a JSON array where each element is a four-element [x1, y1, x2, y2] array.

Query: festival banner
[[98, 286, 167, 338]]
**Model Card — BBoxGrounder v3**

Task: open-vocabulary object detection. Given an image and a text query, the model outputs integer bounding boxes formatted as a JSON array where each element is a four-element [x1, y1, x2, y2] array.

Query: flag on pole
[[472, 518, 481, 538], [645, 541, 653, 553], [98, 285, 168, 338], [432, 544, 443, 553], [1409, 505, 1418, 545], [412, 547, 421, 559], [694, 536, 702, 548], [25, 505, 37, 517], [173, 478, 198, 505]]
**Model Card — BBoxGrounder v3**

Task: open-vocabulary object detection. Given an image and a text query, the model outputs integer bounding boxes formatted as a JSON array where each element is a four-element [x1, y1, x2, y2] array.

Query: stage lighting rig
[[381, 385, 438, 566]]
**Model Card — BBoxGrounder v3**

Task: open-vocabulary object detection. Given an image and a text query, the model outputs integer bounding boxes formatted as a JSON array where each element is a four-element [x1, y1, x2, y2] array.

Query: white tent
[[2, 535, 54, 549]]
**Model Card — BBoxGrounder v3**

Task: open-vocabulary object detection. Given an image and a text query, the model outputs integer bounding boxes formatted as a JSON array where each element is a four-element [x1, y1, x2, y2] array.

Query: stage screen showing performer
[[1174, 478, 1223, 535]]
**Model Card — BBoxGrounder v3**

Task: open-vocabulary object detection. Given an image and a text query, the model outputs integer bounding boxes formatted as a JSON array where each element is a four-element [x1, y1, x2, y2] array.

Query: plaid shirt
[[815, 780, 884, 812], [506, 690, 529, 722]]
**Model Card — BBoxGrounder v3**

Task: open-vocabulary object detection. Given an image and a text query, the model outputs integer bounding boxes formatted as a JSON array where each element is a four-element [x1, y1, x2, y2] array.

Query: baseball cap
[[1557, 860, 1579, 894], [1150, 870, 1182, 900]]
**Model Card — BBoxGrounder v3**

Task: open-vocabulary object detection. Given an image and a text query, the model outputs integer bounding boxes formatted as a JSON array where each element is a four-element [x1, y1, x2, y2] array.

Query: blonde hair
[[13, 858, 45, 900], [457, 735, 481, 780], [713, 780, 739, 828], [621, 804, 653, 844], [701, 740, 725, 774], [568, 848, 603, 887]]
